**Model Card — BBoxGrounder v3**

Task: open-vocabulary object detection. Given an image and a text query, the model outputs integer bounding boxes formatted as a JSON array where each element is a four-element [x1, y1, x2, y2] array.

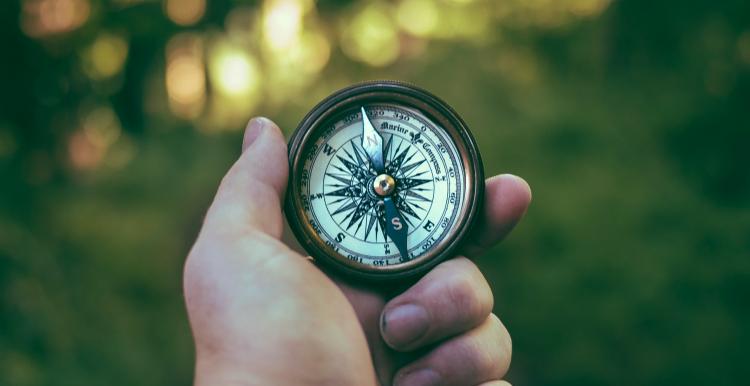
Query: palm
[[275, 231, 414, 385], [279, 225, 416, 384], [186, 233, 380, 385], [333, 275, 412, 385]]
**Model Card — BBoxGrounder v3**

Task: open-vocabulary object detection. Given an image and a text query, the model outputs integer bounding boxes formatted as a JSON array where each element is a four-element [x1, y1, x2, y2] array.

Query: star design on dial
[[324, 134, 434, 244]]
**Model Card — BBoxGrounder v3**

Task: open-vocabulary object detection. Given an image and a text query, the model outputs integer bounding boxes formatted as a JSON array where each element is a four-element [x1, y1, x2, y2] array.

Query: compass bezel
[[286, 81, 484, 282]]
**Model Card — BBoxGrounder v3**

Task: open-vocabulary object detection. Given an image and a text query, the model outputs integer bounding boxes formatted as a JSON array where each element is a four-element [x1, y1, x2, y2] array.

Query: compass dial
[[286, 81, 483, 281], [303, 104, 465, 266]]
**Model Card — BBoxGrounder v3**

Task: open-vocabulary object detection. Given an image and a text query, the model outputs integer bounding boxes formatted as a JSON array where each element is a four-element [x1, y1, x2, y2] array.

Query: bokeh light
[[21, 0, 90, 37], [165, 33, 206, 119], [262, 0, 310, 51], [166, 57, 206, 117], [208, 43, 261, 98], [164, 0, 205, 26], [82, 106, 122, 149], [291, 30, 331, 75], [68, 130, 102, 170], [205, 39, 263, 130], [262, 25, 331, 105], [81, 33, 129, 81], [68, 105, 123, 171], [396, 0, 439, 37], [340, 2, 400, 67]]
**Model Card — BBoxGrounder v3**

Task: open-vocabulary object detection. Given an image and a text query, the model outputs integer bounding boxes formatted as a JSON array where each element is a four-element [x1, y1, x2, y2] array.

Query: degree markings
[[302, 104, 465, 265]]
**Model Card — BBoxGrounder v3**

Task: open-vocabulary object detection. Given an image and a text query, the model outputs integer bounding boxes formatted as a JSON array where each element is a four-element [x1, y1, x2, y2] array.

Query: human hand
[[184, 118, 531, 386]]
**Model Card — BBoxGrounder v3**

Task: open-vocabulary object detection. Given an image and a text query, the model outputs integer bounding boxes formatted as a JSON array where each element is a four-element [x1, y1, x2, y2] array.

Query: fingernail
[[394, 368, 441, 386], [242, 117, 267, 152], [382, 303, 430, 348]]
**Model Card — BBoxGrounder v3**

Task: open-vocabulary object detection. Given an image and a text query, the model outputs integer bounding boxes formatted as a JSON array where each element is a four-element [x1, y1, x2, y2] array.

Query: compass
[[286, 81, 484, 281]]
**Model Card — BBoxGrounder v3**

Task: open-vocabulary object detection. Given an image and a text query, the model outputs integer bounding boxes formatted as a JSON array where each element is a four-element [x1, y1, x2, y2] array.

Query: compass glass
[[299, 104, 466, 268], [287, 81, 483, 280]]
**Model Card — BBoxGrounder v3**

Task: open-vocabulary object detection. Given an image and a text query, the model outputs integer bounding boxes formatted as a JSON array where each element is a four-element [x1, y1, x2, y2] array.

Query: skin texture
[[184, 118, 532, 386]]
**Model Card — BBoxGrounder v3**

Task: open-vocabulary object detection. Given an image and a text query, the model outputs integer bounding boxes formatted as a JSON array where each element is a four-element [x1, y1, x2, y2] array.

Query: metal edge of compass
[[285, 80, 485, 282]]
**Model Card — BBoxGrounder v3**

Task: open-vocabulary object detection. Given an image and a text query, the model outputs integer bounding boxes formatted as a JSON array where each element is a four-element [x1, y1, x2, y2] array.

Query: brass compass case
[[286, 81, 484, 282]]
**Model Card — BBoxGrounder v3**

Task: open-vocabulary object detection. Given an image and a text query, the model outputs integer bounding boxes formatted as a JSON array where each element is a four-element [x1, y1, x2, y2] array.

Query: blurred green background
[[1, 0, 749, 385]]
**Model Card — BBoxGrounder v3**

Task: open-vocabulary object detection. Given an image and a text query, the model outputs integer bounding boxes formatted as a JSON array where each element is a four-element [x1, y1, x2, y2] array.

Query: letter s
[[391, 217, 403, 231]]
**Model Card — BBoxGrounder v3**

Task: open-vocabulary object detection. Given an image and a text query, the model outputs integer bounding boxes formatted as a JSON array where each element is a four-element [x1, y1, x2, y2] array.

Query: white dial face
[[299, 104, 466, 269]]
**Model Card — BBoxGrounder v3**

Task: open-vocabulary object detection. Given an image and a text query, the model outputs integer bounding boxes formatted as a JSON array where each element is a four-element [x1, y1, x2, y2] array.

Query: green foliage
[[1, 0, 749, 385]]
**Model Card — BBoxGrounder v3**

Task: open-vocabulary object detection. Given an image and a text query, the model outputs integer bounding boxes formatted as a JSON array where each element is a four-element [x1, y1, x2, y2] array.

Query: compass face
[[303, 104, 465, 266], [286, 82, 483, 281]]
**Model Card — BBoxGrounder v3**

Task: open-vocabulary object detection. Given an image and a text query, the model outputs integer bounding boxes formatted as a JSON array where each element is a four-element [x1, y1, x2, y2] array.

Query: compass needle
[[360, 106, 385, 173], [383, 197, 409, 259]]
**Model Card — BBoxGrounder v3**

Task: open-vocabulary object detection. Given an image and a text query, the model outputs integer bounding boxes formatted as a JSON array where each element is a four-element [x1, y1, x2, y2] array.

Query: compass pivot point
[[374, 174, 396, 196]]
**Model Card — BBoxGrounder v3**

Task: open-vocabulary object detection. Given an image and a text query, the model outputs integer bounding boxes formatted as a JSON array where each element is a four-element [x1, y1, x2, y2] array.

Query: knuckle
[[489, 313, 512, 352], [446, 275, 483, 318], [454, 332, 503, 379], [442, 266, 493, 324], [487, 314, 512, 375], [399, 315, 511, 384]]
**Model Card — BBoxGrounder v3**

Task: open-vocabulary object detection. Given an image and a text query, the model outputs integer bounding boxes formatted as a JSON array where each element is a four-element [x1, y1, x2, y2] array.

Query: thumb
[[204, 117, 289, 239]]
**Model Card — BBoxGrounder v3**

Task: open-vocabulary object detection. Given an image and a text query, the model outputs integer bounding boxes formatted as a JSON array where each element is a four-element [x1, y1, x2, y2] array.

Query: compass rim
[[285, 80, 485, 282]]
